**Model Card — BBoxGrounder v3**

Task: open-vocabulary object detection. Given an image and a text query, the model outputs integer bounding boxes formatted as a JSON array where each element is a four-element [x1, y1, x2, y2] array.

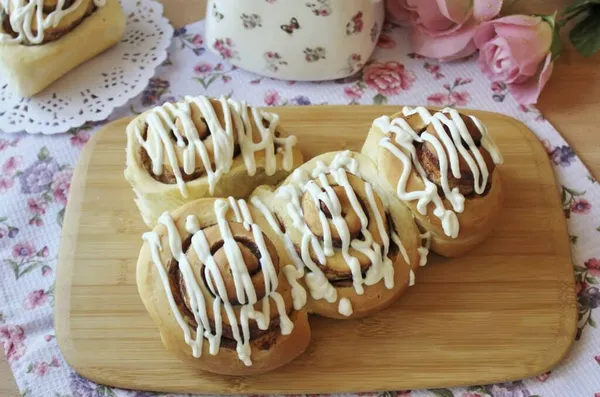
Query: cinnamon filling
[[403, 113, 496, 197], [167, 223, 289, 351], [139, 119, 241, 184], [2, 0, 97, 45], [299, 176, 399, 284]]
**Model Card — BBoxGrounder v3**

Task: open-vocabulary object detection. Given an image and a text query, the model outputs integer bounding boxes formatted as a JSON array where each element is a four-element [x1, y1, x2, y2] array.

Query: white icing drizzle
[[375, 106, 503, 239], [418, 231, 431, 267], [275, 151, 410, 315], [0, 0, 105, 45], [135, 95, 297, 198], [142, 198, 295, 366], [338, 298, 353, 317]]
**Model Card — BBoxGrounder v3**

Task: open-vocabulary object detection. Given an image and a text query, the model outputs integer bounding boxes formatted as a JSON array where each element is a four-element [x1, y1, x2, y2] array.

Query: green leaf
[[560, 187, 567, 204], [373, 93, 388, 105], [57, 208, 65, 227], [542, 13, 562, 60], [0, 216, 6, 223], [596, 225, 600, 232], [574, 265, 588, 271], [17, 261, 44, 279], [564, 186, 586, 196], [589, 316, 597, 327], [430, 389, 455, 397], [38, 146, 49, 161], [570, 5, 600, 56], [586, 275, 598, 284], [569, 235, 579, 244], [466, 386, 490, 395], [8, 260, 20, 279]]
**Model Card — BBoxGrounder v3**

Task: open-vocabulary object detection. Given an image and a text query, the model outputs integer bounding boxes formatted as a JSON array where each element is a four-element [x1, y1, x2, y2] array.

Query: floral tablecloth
[[1, 19, 600, 397]]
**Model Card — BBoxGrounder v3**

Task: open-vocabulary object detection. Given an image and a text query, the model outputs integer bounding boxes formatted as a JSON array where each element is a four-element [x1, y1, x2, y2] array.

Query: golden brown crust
[[137, 198, 310, 375], [361, 107, 503, 258], [2, 0, 98, 45], [251, 151, 422, 320], [125, 97, 305, 228]]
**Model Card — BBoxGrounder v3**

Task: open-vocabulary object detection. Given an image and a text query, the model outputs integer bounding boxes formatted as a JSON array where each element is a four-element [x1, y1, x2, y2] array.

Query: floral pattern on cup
[[213, 38, 239, 60], [341, 53, 363, 75], [306, 0, 332, 17], [346, 11, 364, 35], [241, 13, 262, 29], [264, 52, 288, 72], [281, 17, 300, 35], [304, 47, 326, 62], [370, 22, 380, 43], [212, 3, 224, 21]]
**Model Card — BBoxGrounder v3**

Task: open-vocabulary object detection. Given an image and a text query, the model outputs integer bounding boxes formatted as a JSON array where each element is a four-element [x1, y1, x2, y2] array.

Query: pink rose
[[42, 265, 53, 277], [191, 34, 204, 46], [27, 197, 47, 215], [571, 198, 592, 214], [24, 290, 49, 310], [70, 130, 90, 149], [13, 242, 36, 258], [450, 91, 470, 106], [2, 156, 21, 175], [194, 63, 213, 74], [264, 90, 281, 106], [595, 355, 600, 365], [585, 258, 600, 277], [363, 61, 416, 96], [427, 92, 450, 106], [474, 15, 555, 104], [33, 361, 49, 376], [0, 139, 8, 151], [44, 334, 53, 342], [0, 325, 26, 363], [387, 0, 503, 61], [50, 356, 60, 367], [0, 177, 13, 193], [575, 281, 588, 295], [51, 169, 73, 205], [344, 86, 363, 100]]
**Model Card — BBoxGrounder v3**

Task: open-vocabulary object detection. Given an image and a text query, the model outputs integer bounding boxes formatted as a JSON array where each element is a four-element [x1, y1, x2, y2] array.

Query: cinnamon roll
[[137, 197, 310, 375], [0, 0, 125, 97], [362, 106, 504, 257], [124, 95, 304, 228], [251, 151, 423, 320]]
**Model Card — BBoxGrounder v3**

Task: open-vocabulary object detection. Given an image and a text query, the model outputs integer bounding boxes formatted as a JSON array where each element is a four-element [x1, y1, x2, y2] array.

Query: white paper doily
[[0, 0, 173, 134]]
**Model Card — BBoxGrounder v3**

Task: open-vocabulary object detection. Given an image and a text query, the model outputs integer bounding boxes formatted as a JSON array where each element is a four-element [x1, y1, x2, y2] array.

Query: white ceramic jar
[[205, 0, 385, 81]]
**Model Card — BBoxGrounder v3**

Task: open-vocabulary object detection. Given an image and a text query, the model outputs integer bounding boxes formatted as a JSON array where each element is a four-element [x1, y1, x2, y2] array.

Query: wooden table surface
[[1, 0, 598, 395]]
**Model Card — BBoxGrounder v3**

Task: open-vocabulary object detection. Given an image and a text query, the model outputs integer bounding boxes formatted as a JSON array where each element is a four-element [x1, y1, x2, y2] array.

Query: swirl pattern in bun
[[137, 197, 310, 375], [125, 95, 304, 227], [251, 151, 424, 319], [362, 106, 504, 257]]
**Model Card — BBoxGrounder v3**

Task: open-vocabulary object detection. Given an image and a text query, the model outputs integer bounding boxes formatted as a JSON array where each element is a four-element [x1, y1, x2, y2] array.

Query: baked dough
[[361, 106, 504, 257], [137, 197, 311, 375], [0, 0, 125, 97], [125, 95, 304, 228], [251, 150, 424, 320]]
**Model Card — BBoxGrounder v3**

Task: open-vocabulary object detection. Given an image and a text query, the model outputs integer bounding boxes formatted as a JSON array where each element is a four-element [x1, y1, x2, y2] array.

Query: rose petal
[[411, 21, 477, 59], [436, 0, 473, 24], [386, 0, 414, 25], [409, 0, 456, 33], [473, 0, 503, 21], [509, 53, 554, 105], [493, 16, 553, 76]]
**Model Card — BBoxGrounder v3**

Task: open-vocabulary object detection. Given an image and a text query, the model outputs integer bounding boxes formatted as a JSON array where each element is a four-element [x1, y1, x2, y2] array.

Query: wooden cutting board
[[55, 105, 577, 395]]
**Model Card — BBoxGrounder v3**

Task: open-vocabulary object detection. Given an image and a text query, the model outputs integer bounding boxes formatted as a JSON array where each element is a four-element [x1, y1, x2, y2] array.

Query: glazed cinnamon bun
[[0, 0, 125, 96], [251, 151, 424, 320], [362, 106, 504, 257], [124, 95, 304, 228], [137, 197, 310, 375]]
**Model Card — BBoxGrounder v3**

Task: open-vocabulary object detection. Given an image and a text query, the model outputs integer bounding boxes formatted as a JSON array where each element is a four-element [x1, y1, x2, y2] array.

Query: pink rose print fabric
[[1, 19, 600, 397]]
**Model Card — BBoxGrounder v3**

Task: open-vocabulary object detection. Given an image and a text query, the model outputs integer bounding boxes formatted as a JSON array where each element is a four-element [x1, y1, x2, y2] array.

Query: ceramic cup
[[205, 0, 385, 81]]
